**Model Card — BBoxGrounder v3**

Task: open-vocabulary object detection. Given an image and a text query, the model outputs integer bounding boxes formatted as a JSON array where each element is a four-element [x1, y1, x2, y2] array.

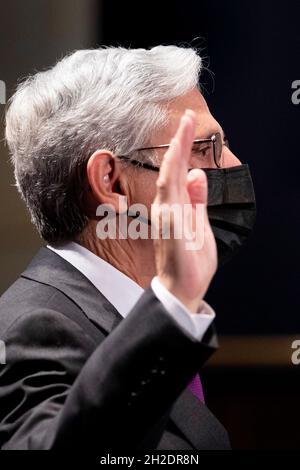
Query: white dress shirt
[[47, 242, 215, 341]]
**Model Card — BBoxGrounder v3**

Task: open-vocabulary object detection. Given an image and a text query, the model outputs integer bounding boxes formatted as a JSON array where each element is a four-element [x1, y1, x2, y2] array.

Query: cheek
[[143, 176, 158, 210], [222, 147, 242, 168], [130, 172, 157, 210]]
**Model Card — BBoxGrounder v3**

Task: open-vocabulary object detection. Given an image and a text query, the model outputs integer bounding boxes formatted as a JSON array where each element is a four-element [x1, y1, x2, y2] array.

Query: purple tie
[[188, 373, 205, 403]]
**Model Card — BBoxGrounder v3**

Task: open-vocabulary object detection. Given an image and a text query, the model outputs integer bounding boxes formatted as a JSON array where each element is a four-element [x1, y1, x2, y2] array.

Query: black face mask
[[203, 164, 256, 265]]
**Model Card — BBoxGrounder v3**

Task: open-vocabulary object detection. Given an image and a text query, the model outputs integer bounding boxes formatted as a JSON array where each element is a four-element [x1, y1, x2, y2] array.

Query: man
[[0, 45, 255, 450]]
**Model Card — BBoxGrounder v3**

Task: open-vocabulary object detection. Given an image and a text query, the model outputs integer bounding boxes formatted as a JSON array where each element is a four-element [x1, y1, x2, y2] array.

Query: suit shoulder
[[0, 276, 83, 336]]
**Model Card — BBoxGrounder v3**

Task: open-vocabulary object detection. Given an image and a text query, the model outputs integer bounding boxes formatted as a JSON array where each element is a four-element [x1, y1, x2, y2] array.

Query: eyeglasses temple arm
[[117, 156, 160, 172]]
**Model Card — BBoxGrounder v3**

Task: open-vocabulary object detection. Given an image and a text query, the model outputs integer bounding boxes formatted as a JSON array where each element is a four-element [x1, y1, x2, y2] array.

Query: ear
[[86, 149, 127, 215]]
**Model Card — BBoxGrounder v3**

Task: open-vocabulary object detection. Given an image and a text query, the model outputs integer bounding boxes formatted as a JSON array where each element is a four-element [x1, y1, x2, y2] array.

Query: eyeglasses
[[117, 132, 229, 171]]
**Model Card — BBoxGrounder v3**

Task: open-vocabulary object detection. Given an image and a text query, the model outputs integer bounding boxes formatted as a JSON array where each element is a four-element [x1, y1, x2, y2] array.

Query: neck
[[77, 221, 156, 288]]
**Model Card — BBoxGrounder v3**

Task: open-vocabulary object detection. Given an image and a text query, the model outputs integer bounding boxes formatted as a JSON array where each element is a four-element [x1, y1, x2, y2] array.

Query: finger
[[187, 168, 208, 206], [182, 109, 197, 162], [164, 112, 193, 182], [174, 110, 197, 184], [176, 110, 197, 165], [156, 110, 196, 199], [187, 169, 212, 238], [156, 137, 180, 201]]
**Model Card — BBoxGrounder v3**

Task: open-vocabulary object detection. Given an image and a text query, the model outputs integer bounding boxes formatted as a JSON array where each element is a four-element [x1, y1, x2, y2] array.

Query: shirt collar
[[47, 241, 144, 318]]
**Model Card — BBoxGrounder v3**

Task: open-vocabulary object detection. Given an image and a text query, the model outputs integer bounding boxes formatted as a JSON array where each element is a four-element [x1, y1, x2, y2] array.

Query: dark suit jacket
[[0, 247, 230, 450]]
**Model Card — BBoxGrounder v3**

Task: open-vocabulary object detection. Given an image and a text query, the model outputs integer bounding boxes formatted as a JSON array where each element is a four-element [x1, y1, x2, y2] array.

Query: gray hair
[[5, 45, 202, 242]]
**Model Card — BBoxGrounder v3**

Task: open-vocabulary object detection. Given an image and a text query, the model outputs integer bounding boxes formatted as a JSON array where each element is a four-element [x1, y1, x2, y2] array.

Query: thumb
[[187, 168, 208, 206]]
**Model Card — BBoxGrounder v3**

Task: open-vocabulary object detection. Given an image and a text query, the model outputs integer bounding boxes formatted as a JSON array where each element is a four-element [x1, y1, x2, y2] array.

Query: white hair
[[5, 45, 202, 242]]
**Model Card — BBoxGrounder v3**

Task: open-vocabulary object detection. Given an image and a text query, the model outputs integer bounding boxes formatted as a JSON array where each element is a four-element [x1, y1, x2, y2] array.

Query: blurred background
[[0, 0, 299, 449]]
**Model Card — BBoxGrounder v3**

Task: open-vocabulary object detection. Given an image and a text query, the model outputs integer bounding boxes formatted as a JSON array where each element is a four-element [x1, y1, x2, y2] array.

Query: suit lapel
[[170, 387, 230, 450], [21, 247, 123, 336]]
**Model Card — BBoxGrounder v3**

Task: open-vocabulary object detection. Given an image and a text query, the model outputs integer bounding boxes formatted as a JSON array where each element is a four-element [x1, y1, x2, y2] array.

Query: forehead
[[153, 88, 220, 144]]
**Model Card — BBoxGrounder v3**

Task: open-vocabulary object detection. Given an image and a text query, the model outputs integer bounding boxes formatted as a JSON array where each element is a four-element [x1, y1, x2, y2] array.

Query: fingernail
[[185, 109, 195, 118], [181, 116, 190, 125]]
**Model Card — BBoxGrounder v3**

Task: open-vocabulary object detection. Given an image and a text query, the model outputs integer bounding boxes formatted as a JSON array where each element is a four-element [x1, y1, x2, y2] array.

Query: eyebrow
[[195, 127, 225, 141]]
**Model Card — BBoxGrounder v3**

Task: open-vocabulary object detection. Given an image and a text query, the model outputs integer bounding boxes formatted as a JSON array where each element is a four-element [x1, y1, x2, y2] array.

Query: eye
[[191, 143, 211, 157]]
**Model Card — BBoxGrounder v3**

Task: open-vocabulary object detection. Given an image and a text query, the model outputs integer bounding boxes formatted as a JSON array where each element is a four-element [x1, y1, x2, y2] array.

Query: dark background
[[103, 0, 300, 335]]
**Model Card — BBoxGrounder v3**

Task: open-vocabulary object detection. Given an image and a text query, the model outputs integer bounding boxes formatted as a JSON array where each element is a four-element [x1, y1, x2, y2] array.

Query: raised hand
[[152, 109, 217, 313]]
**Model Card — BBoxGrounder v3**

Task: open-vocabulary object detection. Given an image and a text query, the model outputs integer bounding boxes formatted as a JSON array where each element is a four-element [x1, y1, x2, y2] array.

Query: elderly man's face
[[125, 87, 241, 214]]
